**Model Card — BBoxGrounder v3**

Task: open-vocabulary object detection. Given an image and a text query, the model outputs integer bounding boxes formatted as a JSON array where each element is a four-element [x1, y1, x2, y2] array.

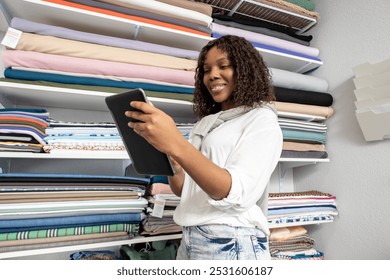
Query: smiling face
[[202, 46, 236, 111]]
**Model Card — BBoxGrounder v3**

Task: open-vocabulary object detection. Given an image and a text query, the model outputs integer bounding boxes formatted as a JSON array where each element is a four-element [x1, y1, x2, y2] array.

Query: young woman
[[126, 35, 283, 260]]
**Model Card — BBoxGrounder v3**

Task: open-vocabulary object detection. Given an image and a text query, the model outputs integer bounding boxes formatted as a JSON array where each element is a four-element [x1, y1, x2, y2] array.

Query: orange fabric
[[0, 116, 48, 127], [43, 0, 210, 37]]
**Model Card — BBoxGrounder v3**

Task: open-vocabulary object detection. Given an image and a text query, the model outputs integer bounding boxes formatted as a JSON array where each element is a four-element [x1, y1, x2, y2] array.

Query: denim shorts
[[176, 224, 270, 260]]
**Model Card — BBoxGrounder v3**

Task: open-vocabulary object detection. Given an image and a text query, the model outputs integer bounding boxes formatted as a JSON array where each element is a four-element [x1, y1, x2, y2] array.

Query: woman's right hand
[[126, 101, 185, 155]]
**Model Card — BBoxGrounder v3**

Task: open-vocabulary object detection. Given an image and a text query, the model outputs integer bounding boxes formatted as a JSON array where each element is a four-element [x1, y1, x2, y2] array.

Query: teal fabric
[[4, 68, 194, 94], [282, 128, 326, 144], [285, 0, 315, 11]]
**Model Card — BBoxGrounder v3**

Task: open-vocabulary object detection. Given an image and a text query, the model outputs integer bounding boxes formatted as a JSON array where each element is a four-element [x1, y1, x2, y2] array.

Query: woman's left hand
[[125, 101, 185, 155]]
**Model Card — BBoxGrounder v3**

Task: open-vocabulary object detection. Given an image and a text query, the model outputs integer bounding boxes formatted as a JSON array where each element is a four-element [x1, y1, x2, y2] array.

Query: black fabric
[[274, 86, 333, 106], [212, 18, 310, 46], [281, 150, 328, 159], [212, 13, 313, 42]]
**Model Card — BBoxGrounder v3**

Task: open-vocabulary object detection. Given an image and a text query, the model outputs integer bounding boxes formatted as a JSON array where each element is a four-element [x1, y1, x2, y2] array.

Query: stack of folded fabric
[[188, 0, 333, 159], [1, 16, 198, 103], [268, 190, 338, 227], [273, 86, 334, 159], [0, 108, 49, 153], [210, 21, 320, 64], [0, 15, 202, 155], [0, 173, 149, 253], [43, 118, 125, 155], [195, 0, 320, 63], [43, 0, 213, 37], [141, 177, 182, 236], [269, 225, 325, 260]]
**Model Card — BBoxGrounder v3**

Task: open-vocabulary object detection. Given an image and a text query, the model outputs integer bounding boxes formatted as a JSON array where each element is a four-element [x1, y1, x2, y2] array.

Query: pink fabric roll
[[2, 50, 195, 86], [150, 183, 174, 195]]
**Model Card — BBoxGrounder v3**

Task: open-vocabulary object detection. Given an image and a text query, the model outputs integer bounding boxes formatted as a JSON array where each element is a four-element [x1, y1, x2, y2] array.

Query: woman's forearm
[[168, 169, 184, 197], [169, 140, 232, 200]]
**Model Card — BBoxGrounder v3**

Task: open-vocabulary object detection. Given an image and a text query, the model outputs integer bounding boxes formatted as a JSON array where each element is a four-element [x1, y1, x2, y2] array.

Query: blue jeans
[[176, 224, 271, 260]]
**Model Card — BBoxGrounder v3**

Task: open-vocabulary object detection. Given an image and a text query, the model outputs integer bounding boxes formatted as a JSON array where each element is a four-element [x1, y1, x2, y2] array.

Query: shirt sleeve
[[208, 110, 282, 212]]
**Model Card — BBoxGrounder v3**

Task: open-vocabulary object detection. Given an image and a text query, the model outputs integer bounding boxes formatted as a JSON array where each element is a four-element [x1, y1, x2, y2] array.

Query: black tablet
[[105, 88, 175, 176]]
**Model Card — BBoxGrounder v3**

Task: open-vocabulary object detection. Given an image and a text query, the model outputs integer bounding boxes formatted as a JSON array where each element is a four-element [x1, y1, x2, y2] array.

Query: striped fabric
[[0, 223, 138, 241]]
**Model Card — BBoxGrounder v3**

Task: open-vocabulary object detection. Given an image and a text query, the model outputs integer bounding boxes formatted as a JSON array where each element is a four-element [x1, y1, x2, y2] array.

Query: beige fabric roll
[[269, 226, 307, 241], [283, 141, 326, 152], [275, 101, 334, 118], [14, 33, 197, 71]]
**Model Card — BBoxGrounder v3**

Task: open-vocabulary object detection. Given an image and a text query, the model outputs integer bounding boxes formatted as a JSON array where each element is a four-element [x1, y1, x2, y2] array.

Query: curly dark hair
[[192, 35, 275, 119]]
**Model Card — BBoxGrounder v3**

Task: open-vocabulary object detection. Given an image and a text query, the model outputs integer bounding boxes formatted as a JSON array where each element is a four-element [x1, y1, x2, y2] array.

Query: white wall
[[295, 0, 390, 259]]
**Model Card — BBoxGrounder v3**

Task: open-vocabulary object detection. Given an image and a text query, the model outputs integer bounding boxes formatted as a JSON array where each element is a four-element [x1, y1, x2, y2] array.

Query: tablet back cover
[[105, 89, 174, 176]]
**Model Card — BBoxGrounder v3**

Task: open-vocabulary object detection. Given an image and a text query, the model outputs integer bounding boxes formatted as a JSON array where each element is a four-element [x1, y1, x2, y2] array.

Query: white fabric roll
[[98, 0, 213, 27], [270, 67, 329, 92]]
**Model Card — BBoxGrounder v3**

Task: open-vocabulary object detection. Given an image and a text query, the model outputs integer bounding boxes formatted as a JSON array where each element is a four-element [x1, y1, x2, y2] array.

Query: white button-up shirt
[[174, 105, 283, 235]]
